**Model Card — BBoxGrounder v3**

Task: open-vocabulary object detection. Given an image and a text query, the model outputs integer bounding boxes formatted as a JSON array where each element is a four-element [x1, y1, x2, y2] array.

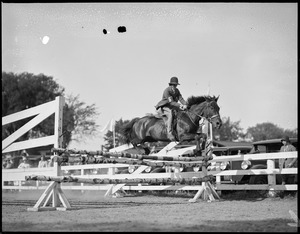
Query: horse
[[121, 95, 222, 154]]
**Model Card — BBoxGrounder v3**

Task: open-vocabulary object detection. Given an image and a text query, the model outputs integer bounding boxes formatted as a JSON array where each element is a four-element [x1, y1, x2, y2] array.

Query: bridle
[[185, 106, 220, 127]]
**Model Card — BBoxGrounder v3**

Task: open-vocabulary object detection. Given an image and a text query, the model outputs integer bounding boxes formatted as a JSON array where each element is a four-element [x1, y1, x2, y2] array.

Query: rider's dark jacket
[[155, 86, 187, 110]]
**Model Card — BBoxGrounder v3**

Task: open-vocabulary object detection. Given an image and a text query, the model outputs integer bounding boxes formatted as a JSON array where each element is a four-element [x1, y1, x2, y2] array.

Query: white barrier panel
[[2, 96, 64, 153], [2, 167, 56, 181]]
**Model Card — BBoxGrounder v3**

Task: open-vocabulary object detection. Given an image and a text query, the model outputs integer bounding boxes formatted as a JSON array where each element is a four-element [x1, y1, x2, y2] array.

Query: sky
[[2, 3, 298, 150]]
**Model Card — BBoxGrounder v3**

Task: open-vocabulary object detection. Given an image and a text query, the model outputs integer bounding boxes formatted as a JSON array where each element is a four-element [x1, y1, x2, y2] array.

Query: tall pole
[[113, 123, 116, 148], [54, 96, 64, 149], [210, 120, 213, 141], [112, 119, 115, 148]]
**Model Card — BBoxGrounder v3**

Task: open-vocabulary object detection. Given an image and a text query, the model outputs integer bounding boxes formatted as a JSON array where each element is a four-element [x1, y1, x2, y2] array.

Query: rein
[[185, 109, 219, 126], [185, 110, 202, 126]]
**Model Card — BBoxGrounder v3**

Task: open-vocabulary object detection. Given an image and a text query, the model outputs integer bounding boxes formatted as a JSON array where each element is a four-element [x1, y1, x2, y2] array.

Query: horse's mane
[[186, 95, 217, 106]]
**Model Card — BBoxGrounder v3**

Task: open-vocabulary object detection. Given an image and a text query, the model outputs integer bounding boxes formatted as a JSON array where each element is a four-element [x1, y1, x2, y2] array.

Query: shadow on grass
[[3, 218, 297, 232], [126, 189, 298, 202]]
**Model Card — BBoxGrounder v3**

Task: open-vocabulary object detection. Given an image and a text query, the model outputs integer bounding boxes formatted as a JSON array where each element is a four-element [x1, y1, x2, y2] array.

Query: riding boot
[[168, 132, 176, 141], [167, 118, 176, 141], [163, 107, 176, 141]]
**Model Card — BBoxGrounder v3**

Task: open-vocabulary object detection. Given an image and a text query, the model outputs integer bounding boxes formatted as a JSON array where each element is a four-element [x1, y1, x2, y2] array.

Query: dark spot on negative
[[117, 26, 126, 33]]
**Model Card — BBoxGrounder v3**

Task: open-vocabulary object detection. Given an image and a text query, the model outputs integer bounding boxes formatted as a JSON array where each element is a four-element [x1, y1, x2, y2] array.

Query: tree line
[[2, 72, 99, 149], [2, 72, 297, 152]]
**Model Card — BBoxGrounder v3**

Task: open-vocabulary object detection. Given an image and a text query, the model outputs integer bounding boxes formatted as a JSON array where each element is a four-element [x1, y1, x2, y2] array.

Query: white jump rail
[[2, 151, 297, 192], [2, 162, 205, 191]]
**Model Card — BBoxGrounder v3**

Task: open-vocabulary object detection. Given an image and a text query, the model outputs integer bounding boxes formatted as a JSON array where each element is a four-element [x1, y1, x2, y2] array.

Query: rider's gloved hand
[[180, 104, 188, 110]]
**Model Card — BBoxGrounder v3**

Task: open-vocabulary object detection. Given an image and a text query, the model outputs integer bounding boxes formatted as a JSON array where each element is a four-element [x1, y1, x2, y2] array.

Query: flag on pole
[[207, 82, 210, 96], [100, 119, 115, 133]]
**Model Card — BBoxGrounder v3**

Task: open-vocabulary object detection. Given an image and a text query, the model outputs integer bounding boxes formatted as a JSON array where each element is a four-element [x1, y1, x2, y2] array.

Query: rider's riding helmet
[[169, 77, 180, 85]]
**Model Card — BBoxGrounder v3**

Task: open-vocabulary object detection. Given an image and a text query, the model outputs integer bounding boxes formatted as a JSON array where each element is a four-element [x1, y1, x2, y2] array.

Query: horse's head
[[203, 95, 222, 129], [187, 95, 222, 129]]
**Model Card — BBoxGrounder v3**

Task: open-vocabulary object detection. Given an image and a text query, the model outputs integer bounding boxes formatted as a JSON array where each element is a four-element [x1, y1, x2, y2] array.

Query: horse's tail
[[121, 117, 139, 144]]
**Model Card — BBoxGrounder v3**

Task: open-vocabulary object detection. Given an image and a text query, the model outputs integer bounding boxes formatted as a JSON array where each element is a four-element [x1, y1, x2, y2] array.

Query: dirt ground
[[2, 189, 298, 232]]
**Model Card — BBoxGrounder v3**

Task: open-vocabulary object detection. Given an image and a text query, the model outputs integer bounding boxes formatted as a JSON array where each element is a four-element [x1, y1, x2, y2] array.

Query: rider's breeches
[[162, 107, 173, 135]]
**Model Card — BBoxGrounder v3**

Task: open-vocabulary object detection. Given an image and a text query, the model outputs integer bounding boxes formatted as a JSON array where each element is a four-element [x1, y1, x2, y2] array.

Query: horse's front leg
[[178, 133, 206, 143], [194, 133, 207, 156], [178, 133, 207, 155], [135, 143, 151, 155]]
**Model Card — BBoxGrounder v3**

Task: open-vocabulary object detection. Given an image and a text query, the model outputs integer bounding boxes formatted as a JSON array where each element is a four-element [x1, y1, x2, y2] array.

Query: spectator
[[21, 149, 29, 157], [5, 158, 14, 169], [3, 154, 15, 169], [2, 159, 8, 169], [47, 155, 55, 167], [18, 156, 31, 169], [279, 136, 297, 185], [38, 155, 48, 168], [249, 145, 260, 154]]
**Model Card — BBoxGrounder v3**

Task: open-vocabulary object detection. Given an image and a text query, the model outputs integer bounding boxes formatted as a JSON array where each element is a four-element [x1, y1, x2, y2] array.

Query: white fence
[[2, 96, 64, 153], [2, 151, 297, 192], [209, 151, 297, 191]]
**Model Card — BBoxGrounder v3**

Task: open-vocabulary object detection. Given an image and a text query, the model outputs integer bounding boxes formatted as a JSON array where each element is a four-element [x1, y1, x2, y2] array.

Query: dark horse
[[121, 95, 222, 154]]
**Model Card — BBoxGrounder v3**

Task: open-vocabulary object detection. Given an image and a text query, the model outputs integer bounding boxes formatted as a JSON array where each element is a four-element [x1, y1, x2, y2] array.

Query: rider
[[155, 77, 188, 141]]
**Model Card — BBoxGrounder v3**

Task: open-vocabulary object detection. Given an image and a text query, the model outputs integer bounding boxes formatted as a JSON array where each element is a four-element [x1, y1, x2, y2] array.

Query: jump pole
[[50, 149, 206, 198]]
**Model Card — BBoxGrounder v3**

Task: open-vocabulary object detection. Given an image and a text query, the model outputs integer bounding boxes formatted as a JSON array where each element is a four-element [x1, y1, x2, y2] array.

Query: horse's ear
[[215, 95, 219, 102]]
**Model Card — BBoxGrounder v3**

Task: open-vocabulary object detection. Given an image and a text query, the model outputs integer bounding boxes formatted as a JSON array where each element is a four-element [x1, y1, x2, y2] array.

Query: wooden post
[[53, 96, 65, 203], [27, 96, 72, 212], [54, 96, 64, 149], [215, 164, 222, 196], [53, 162, 60, 206], [18, 180, 22, 192], [105, 166, 116, 197], [189, 120, 220, 203], [267, 159, 276, 193], [81, 168, 84, 193], [107, 167, 115, 176]]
